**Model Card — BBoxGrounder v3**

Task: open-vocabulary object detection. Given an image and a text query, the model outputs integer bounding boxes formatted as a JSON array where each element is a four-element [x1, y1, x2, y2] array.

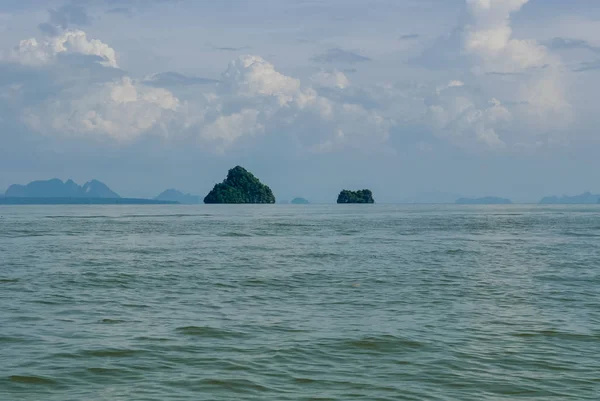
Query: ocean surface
[[1, 205, 599, 400]]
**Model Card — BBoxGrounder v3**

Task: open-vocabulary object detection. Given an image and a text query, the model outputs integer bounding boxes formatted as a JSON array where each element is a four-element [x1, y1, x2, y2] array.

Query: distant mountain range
[[456, 197, 512, 205], [540, 192, 600, 204], [154, 189, 200, 204], [5, 179, 120, 198], [1, 179, 176, 205]]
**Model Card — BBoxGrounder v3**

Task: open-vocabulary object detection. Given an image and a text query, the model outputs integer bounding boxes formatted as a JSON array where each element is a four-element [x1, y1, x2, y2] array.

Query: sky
[[0, 0, 599, 202]]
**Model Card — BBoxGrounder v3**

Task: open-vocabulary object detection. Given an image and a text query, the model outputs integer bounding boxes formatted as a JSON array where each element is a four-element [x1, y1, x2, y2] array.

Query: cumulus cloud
[[310, 70, 350, 89], [464, 0, 551, 73], [218, 55, 301, 104], [6, 30, 118, 68], [427, 81, 509, 150], [194, 55, 390, 152], [143, 71, 218, 87], [24, 77, 179, 141], [415, 0, 572, 149], [0, 24, 393, 154]]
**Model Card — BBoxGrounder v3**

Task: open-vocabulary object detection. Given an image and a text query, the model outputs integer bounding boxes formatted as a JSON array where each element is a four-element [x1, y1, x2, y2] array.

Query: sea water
[[1, 205, 599, 400]]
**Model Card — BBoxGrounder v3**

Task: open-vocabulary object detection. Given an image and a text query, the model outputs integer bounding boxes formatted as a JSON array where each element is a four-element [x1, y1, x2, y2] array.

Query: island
[[204, 166, 276, 204], [337, 190, 374, 204], [155, 189, 200, 204], [540, 192, 600, 204], [0, 198, 178, 205], [291, 197, 310, 204], [455, 197, 512, 205], [1, 178, 177, 205], [5, 178, 120, 198]]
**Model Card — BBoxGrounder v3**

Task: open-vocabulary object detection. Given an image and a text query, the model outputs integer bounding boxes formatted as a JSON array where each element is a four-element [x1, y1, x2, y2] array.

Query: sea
[[1, 205, 599, 400]]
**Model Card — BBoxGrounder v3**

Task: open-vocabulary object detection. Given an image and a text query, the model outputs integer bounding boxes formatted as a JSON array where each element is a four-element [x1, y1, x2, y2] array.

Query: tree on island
[[204, 166, 276, 204], [337, 189, 374, 204]]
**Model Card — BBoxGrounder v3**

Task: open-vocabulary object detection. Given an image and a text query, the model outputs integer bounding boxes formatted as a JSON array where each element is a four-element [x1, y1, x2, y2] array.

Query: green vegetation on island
[[337, 189, 374, 204], [291, 197, 310, 204], [204, 166, 276, 204]]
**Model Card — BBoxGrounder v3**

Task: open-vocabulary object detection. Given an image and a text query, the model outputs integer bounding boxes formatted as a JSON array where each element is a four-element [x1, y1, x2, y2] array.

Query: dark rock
[[204, 166, 275, 204], [337, 190, 374, 204]]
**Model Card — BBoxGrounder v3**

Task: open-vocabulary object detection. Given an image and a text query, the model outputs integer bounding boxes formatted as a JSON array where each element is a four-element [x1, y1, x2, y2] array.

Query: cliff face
[[5, 179, 120, 198], [204, 166, 276, 204], [337, 190, 374, 204]]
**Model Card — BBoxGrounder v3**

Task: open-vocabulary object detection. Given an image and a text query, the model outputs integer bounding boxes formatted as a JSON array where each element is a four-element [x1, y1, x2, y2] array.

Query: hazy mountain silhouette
[[154, 189, 200, 204], [5, 179, 120, 198], [540, 192, 600, 204]]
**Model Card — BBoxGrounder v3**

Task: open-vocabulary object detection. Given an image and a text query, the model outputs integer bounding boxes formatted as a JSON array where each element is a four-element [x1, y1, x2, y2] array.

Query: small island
[[455, 197, 512, 205], [291, 197, 310, 205], [155, 189, 200, 204], [204, 166, 276, 204], [337, 189, 374, 204], [540, 192, 600, 205]]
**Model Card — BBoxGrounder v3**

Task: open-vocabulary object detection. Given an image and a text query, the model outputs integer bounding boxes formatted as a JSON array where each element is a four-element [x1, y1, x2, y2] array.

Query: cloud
[[0, 23, 393, 154], [544, 37, 600, 53], [426, 81, 509, 150], [311, 48, 371, 64], [464, 0, 550, 74], [39, 4, 91, 36], [143, 72, 219, 87], [182, 55, 392, 152], [310, 70, 350, 89], [414, 0, 572, 149], [24, 77, 179, 142], [6, 30, 118, 68], [218, 55, 301, 104], [48, 4, 91, 28]]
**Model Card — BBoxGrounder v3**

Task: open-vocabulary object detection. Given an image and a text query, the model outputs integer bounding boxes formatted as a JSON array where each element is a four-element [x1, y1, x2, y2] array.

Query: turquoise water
[[1, 205, 599, 400]]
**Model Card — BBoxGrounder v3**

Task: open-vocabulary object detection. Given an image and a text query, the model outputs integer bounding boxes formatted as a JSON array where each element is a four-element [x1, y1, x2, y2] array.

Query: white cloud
[[189, 55, 391, 152], [7, 30, 118, 68], [218, 55, 300, 105], [311, 70, 350, 89], [24, 77, 179, 141], [427, 81, 509, 150], [464, 0, 551, 73]]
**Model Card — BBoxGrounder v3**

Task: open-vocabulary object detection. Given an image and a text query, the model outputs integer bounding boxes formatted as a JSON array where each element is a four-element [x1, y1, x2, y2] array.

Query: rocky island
[[155, 189, 200, 204], [291, 197, 310, 204], [204, 166, 276, 204], [337, 190, 374, 204]]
